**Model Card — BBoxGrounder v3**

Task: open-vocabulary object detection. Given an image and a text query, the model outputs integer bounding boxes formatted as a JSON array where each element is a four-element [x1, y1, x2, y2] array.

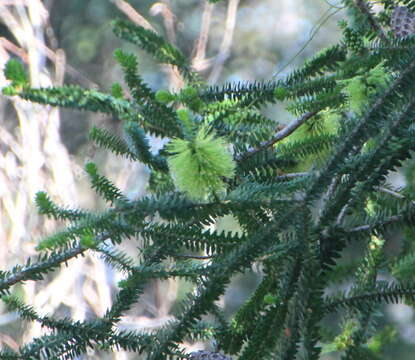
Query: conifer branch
[[347, 215, 403, 233], [374, 186, 415, 205], [236, 110, 319, 161], [355, 0, 388, 43], [324, 282, 415, 314], [0, 231, 112, 293], [174, 254, 215, 260], [306, 56, 415, 200], [0, 245, 86, 292], [276, 172, 309, 180], [208, 0, 239, 84], [3, 2, 415, 358], [336, 202, 350, 226]]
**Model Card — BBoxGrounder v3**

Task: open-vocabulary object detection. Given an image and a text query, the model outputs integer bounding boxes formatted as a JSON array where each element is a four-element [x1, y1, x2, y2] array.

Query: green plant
[[1, 1, 415, 359]]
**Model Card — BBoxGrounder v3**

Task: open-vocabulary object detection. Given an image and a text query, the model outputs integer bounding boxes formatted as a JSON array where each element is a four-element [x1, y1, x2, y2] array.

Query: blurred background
[[0, 0, 414, 358]]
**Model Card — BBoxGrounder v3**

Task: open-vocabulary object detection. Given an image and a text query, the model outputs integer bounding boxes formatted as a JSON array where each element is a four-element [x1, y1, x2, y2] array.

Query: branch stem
[[236, 110, 319, 161]]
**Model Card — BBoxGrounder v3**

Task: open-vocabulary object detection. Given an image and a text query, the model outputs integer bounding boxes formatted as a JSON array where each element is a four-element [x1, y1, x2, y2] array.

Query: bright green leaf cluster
[[166, 125, 235, 199], [111, 83, 124, 98], [80, 233, 97, 249], [155, 89, 174, 104], [339, 61, 391, 114], [4, 59, 28, 87], [263, 293, 278, 305], [2, 59, 29, 95], [274, 86, 288, 101]]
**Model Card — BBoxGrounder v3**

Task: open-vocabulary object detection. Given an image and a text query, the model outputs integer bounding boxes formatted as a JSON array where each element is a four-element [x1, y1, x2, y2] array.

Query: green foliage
[[113, 48, 154, 101], [35, 191, 87, 221], [338, 61, 391, 114], [2, 2, 415, 360], [112, 19, 194, 81], [179, 86, 204, 112], [85, 162, 127, 205], [3, 59, 28, 89], [274, 86, 288, 100], [166, 125, 236, 199], [342, 23, 365, 54], [111, 82, 124, 98], [155, 89, 175, 104]]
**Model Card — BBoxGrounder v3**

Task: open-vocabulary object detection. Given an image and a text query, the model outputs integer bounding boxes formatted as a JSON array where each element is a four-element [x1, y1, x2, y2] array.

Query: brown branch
[[374, 186, 415, 205], [148, 2, 184, 89], [112, 0, 185, 90], [0, 37, 26, 60], [336, 202, 350, 226], [191, 1, 214, 72], [236, 110, 319, 161], [54, 48, 66, 86], [208, 0, 239, 84], [174, 254, 215, 260], [319, 175, 341, 220], [0, 37, 98, 88], [346, 215, 402, 233], [276, 172, 309, 181], [150, 2, 177, 45], [112, 0, 156, 31]]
